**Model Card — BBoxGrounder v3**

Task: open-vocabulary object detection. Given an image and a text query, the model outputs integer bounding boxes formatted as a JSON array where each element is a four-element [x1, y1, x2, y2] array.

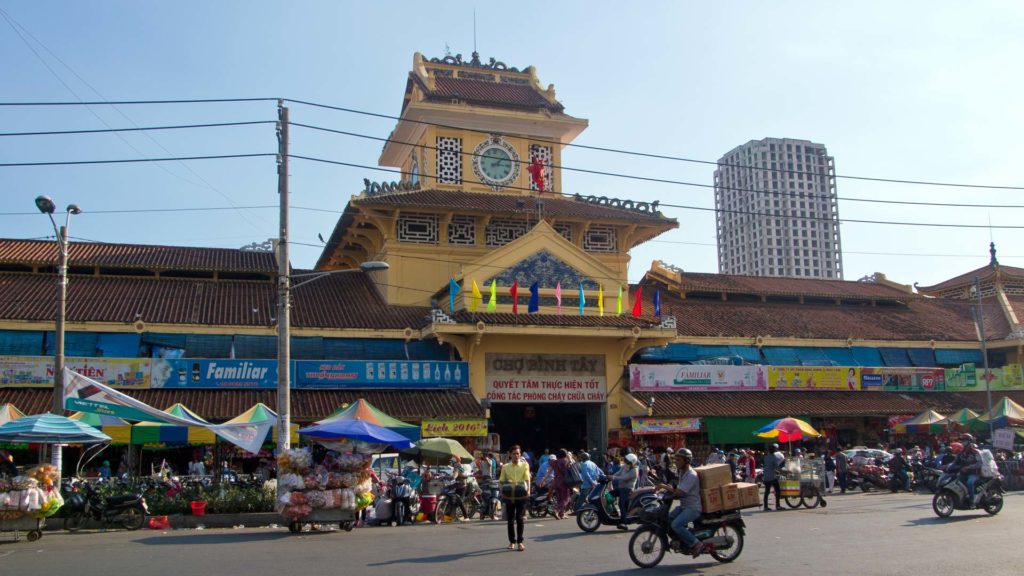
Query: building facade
[[714, 137, 842, 279]]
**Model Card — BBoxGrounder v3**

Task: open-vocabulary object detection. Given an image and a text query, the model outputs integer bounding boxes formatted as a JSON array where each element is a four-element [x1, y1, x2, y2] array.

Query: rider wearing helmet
[[611, 452, 640, 530], [576, 451, 601, 511], [656, 448, 704, 557], [949, 434, 982, 508]]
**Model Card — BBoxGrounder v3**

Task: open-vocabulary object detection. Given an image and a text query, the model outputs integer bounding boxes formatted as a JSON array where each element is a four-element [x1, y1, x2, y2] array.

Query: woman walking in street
[[543, 449, 572, 519], [499, 445, 530, 551]]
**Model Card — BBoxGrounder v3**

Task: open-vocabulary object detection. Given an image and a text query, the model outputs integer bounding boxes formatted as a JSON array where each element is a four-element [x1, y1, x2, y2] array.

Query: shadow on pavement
[[903, 514, 980, 526], [533, 529, 623, 543], [366, 548, 507, 566], [576, 560, 719, 575], [135, 531, 292, 546]]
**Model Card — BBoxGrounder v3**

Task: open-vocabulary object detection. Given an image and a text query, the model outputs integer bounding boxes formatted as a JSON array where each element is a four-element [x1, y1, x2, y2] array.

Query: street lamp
[[35, 195, 83, 472], [971, 276, 995, 439], [275, 261, 390, 452]]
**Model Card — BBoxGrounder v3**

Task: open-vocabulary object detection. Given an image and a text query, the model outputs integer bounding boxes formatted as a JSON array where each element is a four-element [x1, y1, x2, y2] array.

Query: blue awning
[[0, 330, 44, 355], [935, 348, 983, 366], [796, 347, 834, 366], [762, 347, 801, 365], [822, 348, 857, 366], [97, 333, 141, 357], [879, 347, 913, 367], [907, 348, 937, 367], [850, 347, 884, 366], [728, 346, 762, 363]]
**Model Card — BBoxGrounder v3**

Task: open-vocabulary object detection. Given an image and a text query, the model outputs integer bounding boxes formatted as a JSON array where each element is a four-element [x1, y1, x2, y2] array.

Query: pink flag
[[555, 282, 562, 315]]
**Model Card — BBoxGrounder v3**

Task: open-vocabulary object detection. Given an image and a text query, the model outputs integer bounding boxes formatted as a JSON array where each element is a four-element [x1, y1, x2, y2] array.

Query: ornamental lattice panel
[[584, 224, 617, 252], [553, 223, 572, 243], [529, 144, 554, 192], [448, 215, 476, 246], [437, 136, 462, 184], [485, 218, 529, 247], [397, 213, 438, 244]]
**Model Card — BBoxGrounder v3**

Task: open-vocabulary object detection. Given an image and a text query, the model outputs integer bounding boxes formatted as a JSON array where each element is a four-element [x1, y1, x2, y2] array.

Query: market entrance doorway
[[490, 403, 603, 459]]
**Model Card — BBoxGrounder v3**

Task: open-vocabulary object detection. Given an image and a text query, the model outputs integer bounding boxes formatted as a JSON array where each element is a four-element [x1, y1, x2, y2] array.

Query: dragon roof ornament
[[428, 51, 520, 72]]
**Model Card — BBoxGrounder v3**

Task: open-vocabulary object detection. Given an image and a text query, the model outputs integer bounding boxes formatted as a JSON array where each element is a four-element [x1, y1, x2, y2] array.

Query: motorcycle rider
[[612, 453, 639, 530], [655, 448, 704, 558], [888, 448, 909, 492], [575, 451, 602, 511], [948, 434, 982, 508]]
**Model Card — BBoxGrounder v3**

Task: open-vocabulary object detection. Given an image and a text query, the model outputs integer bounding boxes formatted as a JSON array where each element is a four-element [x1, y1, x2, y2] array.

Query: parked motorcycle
[[434, 476, 475, 523], [853, 464, 890, 491], [931, 472, 1003, 518], [527, 484, 554, 518], [383, 472, 419, 526], [576, 476, 657, 532], [63, 478, 148, 531], [628, 494, 745, 568], [478, 478, 503, 520], [912, 462, 943, 493]]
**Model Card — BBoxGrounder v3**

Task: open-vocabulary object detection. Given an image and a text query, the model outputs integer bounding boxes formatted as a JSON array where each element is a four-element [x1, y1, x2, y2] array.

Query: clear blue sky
[[2, 1, 1022, 287]]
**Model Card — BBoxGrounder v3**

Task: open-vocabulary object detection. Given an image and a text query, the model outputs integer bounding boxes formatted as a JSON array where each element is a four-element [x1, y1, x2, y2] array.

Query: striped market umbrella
[[224, 403, 298, 445], [0, 403, 26, 426], [0, 413, 111, 444], [754, 417, 821, 443], [133, 403, 215, 445], [318, 398, 420, 441], [894, 409, 947, 435]]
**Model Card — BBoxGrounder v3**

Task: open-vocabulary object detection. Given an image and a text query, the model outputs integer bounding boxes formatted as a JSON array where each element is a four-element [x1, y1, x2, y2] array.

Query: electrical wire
[[0, 120, 276, 137], [0, 153, 275, 167]]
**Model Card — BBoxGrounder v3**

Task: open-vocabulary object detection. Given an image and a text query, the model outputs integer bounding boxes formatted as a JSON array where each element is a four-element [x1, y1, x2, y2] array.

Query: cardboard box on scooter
[[735, 483, 761, 507], [695, 464, 732, 491], [700, 488, 722, 513], [720, 483, 740, 510]]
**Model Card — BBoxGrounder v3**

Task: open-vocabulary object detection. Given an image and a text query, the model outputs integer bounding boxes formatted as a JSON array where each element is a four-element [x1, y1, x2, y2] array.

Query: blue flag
[[449, 277, 460, 313], [528, 282, 539, 313], [654, 289, 661, 316], [578, 283, 585, 315]]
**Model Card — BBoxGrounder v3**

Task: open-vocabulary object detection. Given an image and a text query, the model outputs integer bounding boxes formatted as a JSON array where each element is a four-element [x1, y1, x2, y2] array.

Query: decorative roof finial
[[990, 242, 999, 266]]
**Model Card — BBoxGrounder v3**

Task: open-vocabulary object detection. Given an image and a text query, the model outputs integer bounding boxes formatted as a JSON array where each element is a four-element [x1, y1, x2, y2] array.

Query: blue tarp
[[97, 333, 140, 357], [45, 331, 97, 356], [796, 347, 834, 366], [822, 348, 857, 366], [0, 330, 44, 355], [907, 348, 937, 367], [850, 347, 884, 366], [934, 348, 983, 366], [185, 334, 233, 358], [879, 347, 913, 367], [762, 347, 801, 365]]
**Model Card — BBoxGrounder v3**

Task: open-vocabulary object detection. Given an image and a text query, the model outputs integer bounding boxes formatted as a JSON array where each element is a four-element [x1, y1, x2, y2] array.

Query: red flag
[[510, 281, 519, 315], [631, 286, 643, 318], [527, 157, 545, 192]]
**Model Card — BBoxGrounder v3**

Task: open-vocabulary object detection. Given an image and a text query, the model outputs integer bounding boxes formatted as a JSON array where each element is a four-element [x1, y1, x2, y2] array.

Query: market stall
[[0, 414, 110, 541], [278, 419, 414, 533]]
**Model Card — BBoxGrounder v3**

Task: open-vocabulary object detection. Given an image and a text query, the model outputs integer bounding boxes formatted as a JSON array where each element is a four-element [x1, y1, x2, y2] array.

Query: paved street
[[2, 491, 1021, 575]]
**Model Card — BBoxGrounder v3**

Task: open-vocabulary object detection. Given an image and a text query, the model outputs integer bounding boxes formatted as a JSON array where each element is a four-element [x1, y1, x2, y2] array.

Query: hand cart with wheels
[[286, 508, 358, 534], [0, 513, 46, 542], [781, 459, 827, 509]]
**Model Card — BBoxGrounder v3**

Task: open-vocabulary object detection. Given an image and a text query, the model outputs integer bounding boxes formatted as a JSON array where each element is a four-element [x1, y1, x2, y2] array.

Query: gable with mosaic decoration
[[484, 250, 599, 289]]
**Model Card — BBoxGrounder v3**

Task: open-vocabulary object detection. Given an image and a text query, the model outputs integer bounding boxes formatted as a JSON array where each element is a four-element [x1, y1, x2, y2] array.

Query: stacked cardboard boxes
[[695, 464, 731, 513], [736, 482, 761, 508]]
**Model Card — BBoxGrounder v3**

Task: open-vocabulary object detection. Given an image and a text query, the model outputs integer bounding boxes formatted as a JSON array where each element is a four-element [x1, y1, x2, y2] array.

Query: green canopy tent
[[970, 397, 1024, 432], [936, 408, 979, 434], [0, 403, 26, 426], [893, 409, 947, 435], [317, 398, 420, 441], [223, 402, 298, 446]]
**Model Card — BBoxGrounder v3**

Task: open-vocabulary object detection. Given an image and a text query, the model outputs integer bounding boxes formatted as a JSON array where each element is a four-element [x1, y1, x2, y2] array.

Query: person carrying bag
[[499, 445, 531, 551]]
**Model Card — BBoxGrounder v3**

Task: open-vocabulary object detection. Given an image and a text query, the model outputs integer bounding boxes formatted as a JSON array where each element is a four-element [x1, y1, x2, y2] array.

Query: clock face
[[479, 146, 513, 182]]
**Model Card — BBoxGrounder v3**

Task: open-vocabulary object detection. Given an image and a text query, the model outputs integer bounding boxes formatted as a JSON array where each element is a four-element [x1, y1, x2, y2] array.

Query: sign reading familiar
[[485, 353, 606, 403], [630, 364, 767, 392], [151, 359, 277, 389]]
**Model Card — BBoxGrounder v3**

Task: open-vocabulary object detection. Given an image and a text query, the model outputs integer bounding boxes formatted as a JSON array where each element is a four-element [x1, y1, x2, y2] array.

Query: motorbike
[[853, 464, 890, 491], [527, 484, 554, 518], [383, 472, 419, 526], [628, 494, 745, 568], [477, 478, 503, 520], [62, 478, 148, 531], [434, 476, 475, 523], [911, 462, 943, 493], [931, 471, 1003, 518], [576, 476, 658, 532]]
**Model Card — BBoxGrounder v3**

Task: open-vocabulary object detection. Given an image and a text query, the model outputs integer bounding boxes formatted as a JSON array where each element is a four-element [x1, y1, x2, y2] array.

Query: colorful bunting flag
[[470, 280, 482, 312], [487, 279, 497, 312], [528, 157, 546, 192], [654, 289, 661, 317], [510, 281, 519, 315], [555, 282, 562, 315], [578, 283, 585, 316], [616, 286, 623, 316], [632, 286, 643, 318], [598, 285, 604, 316], [449, 278, 460, 313], [528, 282, 539, 313]]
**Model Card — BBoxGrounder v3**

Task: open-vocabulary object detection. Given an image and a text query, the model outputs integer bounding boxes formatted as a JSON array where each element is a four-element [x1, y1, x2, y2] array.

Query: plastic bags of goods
[[354, 491, 374, 511], [280, 491, 312, 521], [33, 488, 64, 518], [278, 473, 305, 492], [28, 464, 60, 490], [277, 448, 313, 474]]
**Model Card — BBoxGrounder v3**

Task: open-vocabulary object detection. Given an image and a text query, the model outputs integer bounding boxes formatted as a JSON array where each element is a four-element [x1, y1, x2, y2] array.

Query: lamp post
[[275, 261, 389, 452], [972, 276, 995, 439], [34, 195, 82, 472]]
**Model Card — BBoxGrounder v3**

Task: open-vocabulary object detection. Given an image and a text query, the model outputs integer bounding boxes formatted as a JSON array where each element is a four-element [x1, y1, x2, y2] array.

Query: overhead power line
[[0, 153, 275, 167], [0, 120, 276, 137]]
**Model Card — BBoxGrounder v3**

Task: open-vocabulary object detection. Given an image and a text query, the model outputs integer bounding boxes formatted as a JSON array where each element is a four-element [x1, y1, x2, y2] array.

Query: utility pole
[[276, 100, 291, 452], [974, 276, 994, 439]]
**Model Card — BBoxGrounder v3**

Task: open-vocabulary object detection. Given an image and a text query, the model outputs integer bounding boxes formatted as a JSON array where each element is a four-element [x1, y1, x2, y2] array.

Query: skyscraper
[[714, 137, 843, 279]]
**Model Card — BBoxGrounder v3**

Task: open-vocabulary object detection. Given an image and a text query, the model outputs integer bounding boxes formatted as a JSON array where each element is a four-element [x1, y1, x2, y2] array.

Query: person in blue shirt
[[98, 460, 112, 480], [534, 453, 553, 486], [575, 451, 602, 510]]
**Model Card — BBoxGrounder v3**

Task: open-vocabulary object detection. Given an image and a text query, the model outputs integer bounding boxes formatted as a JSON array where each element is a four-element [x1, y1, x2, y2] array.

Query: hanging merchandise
[[276, 447, 375, 533]]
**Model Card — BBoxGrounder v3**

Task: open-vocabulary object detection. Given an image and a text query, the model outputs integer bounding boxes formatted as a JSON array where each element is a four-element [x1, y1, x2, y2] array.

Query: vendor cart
[[0, 513, 45, 542], [286, 508, 357, 533], [781, 458, 827, 509]]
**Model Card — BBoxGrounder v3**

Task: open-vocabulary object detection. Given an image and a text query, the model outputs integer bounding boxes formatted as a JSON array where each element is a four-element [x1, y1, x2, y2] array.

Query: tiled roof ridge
[[0, 237, 276, 272], [640, 271, 915, 301], [918, 263, 1024, 293]]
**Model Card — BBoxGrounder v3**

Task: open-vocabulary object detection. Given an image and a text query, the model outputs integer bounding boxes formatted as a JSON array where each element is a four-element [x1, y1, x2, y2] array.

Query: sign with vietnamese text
[[860, 367, 945, 391], [294, 360, 467, 389], [768, 366, 860, 390], [993, 428, 1016, 451], [0, 356, 150, 388], [421, 418, 488, 437], [629, 364, 767, 392], [485, 354, 606, 403], [631, 417, 701, 435]]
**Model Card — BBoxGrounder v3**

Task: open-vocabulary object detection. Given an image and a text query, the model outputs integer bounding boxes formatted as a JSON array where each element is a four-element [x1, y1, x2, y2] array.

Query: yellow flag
[[487, 279, 497, 312], [470, 280, 482, 312], [616, 285, 623, 316], [598, 284, 604, 316]]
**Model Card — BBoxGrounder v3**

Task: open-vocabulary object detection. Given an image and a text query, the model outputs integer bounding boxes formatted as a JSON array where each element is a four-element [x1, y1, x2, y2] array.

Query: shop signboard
[[768, 366, 860, 390], [993, 428, 1015, 451], [151, 359, 277, 388], [945, 363, 978, 391], [631, 417, 701, 435], [629, 364, 767, 392], [0, 356, 150, 388], [421, 418, 488, 437], [294, 360, 468, 389], [860, 367, 946, 391], [485, 353, 606, 403]]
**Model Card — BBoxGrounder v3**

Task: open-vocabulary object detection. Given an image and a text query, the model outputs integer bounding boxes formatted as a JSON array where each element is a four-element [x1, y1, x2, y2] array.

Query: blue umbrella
[[299, 419, 414, 449], [0, 413, 111, 444]]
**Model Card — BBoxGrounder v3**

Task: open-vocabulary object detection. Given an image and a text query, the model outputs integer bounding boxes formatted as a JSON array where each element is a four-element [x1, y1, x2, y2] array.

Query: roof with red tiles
[[350, 189, 674, 225], [628, 390, 1024, 418], [0, 388, 483, 422], [917, 264, 1024, 293], [0, 271, 430, 329], [423, 76, 563, 112], [662, 271, 912, 300], [0, 239, 276, 273]]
